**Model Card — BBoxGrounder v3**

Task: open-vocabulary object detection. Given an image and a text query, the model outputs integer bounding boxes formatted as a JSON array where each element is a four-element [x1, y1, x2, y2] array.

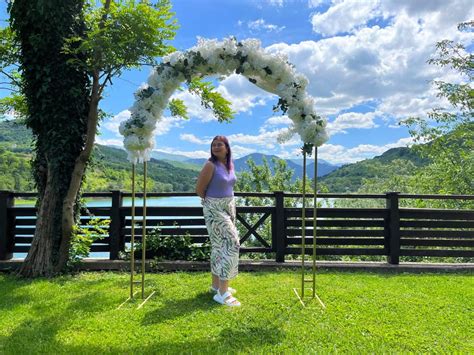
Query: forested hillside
[[319, 147, 429, 192], [0, 120, 199, 192]]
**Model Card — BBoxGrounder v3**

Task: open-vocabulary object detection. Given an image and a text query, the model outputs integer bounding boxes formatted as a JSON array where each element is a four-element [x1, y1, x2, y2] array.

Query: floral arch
[[120, 38, 328, 163]]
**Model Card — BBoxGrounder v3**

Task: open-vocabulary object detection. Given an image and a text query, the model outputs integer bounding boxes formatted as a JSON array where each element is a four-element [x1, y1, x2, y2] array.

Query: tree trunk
[[12, 0, 92, 278], [57, 74, 100, 271], [19, 165, 63, 277]]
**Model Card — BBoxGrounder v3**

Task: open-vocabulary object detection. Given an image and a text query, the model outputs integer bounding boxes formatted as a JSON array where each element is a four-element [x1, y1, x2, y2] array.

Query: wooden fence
[[1, 191, 473, 264]]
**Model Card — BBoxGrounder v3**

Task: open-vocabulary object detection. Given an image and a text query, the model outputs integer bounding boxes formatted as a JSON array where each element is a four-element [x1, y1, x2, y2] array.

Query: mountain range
[[169, 153, 339, 179], [0, 119, 428, 192]]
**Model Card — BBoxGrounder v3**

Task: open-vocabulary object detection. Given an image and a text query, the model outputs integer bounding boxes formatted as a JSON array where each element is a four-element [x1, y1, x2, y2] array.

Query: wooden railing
[[1, 191, 473, 264]]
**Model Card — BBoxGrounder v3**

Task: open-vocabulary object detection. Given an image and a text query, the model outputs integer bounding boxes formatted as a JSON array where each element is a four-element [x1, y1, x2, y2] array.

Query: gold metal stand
[[118, 161, 155, 309], [293, 148, 325, 308]]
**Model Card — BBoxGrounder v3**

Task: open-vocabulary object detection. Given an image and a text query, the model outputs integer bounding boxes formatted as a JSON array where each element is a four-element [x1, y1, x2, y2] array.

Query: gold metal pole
[[119, 160, 155, 309], [292, 147, 325, 309], [301, 151, 306, 298], [130, 163, 136, 299], [312, 148, 318, 298], [142, 161, 147, 299]]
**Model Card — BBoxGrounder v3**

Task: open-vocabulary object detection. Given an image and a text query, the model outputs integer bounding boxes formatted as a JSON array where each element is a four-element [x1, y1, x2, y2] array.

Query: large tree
[[8, 0, 180, 277], [9, 0, 92, 277]]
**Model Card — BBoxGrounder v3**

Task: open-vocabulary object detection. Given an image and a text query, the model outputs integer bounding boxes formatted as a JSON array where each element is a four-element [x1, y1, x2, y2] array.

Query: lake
[[13, 196, 202, 259]]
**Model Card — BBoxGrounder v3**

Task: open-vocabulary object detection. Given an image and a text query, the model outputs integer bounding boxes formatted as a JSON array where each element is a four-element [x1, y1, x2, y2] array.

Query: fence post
[[0, 190, 14, 260], [273, 191, 285, 262], [109, 190, 124, 260], [386, 191, 400, 265]]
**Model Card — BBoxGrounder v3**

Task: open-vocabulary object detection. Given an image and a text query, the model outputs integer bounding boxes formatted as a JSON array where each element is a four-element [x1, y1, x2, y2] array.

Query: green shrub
[[69, 217, 110, 267], [133, 227, 210, 261]]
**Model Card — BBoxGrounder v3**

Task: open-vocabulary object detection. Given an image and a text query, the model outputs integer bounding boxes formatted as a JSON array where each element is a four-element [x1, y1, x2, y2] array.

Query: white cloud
[[328, 111, 379, 135], [277, 148, 301, 159], [154, 116, 184, 136], [384, 137, 416, 148], [95, 137, 124, 148], [260, 117, 302, 146], [228, 128, 286, 150], [231, 145, 257, 158], [103, 110, 130, 135], [263, 115, 292, 128], [248, 19, 286, 33], [311, 0, 380, 36], [157, 144, 255, 160], [217, 74, 276, 113], [267, 3, 473, 121], [381, 0, 460, 18], [180, 133, 208, 145], [318, 137, 415, 164], [377, 89, 452, 120], [95, 136, 123, 148], [154, 147, 210, 159], [172, 127, 299, 153], [267, 0, 284, 6], [102, 110, 183, 138], [310, 0, 473, 37], [308, 0, 325, 8]]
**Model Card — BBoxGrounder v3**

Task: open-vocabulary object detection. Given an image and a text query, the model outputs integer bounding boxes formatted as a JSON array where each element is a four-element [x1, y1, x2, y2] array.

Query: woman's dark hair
[[209, 135, 233, 171]]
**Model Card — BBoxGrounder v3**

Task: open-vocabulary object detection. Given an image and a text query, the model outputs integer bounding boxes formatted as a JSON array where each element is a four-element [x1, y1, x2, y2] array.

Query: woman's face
[[211, 139, 228, 160]]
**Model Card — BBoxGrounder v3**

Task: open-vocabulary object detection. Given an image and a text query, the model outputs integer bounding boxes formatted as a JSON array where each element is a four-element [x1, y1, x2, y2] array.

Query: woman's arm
[[195, 161, 214, 198]]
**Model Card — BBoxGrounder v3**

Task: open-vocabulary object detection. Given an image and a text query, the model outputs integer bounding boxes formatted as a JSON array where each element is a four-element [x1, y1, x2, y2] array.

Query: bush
[[133, 227, 210, 261], [68, 217, 110, 267]]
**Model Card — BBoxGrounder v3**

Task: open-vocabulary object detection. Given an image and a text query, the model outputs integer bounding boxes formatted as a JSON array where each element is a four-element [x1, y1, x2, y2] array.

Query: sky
[[1, 0, 473, 165]]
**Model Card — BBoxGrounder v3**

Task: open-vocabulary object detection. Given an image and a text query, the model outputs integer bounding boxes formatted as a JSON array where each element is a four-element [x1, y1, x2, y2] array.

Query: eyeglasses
[[211, 142, 225, 148]]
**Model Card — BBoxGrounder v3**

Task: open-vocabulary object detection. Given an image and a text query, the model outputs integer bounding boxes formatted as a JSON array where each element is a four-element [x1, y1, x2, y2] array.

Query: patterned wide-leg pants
[[202, 196, 240, 280]]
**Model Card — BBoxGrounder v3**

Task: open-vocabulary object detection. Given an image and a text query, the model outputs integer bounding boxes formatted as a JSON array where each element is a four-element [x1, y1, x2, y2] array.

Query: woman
[[196, 135, 241, 307]]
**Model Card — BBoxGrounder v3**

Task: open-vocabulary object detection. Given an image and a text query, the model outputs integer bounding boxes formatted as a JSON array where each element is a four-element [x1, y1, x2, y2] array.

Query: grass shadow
[[1, 314, 64, 353], [141, 291, 214, 325], [0, 274, 126, 353], [217, 325, 285, 352]]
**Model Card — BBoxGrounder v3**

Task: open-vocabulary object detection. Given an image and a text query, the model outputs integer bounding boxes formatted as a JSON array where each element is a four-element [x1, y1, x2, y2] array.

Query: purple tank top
[[206, 161, 236, 198]]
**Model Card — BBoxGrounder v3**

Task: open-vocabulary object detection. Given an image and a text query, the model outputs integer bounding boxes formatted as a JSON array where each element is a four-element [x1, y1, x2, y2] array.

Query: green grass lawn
[[0, 270, 472, 354]]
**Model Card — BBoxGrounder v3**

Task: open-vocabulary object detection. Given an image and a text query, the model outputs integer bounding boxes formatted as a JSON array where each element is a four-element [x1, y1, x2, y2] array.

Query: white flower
[[121, 37, 328, 162], [124, 135, 141, 150], [164, 51, 183, 66], [277, 125, 297, 144], [313, 130, 328, 147], [254, 78, 278, 95], [133, 96, 154, 111], [294, 74, 309, 90]]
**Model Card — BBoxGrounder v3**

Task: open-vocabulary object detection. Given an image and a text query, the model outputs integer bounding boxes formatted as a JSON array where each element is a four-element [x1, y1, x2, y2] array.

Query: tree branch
[[0, 86, 19, 91], [0, 70, 20, 84], [58, 0, 113, 271]]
